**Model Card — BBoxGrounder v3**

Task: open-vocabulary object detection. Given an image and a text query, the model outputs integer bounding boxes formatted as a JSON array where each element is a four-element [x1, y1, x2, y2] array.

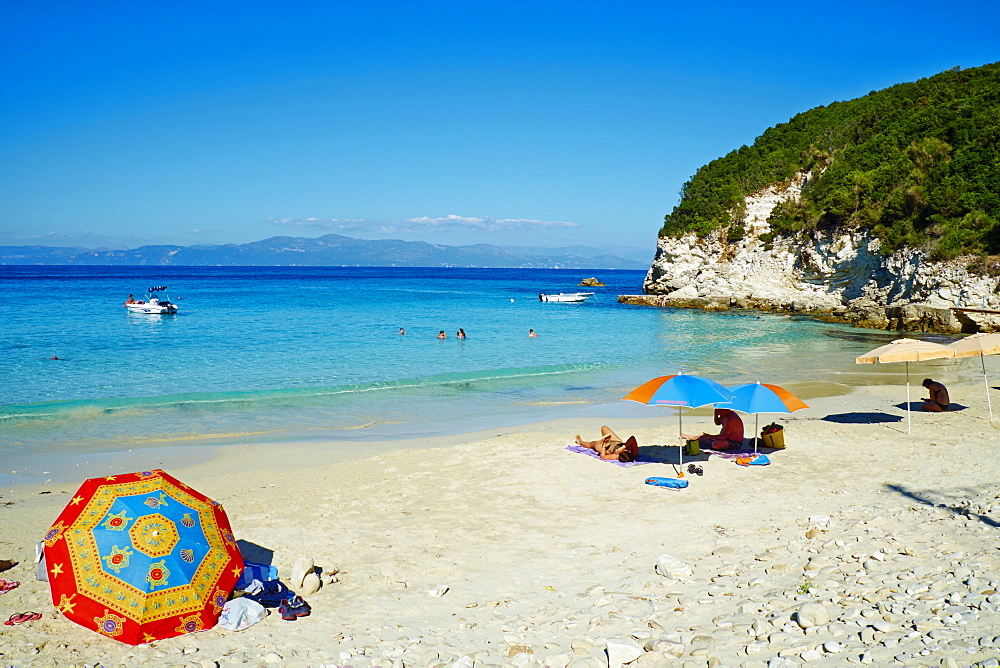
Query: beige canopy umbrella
[[947, 333, 1000, 419], [856, 338, 955, 433]]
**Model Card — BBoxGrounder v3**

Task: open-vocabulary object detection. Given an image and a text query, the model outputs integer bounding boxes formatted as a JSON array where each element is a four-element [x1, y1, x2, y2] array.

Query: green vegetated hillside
[[660, 63, 1000, 260]]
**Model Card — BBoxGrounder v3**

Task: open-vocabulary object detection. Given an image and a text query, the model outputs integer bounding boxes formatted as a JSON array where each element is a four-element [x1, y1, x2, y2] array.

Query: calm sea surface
[[1, 265, 925, 474]]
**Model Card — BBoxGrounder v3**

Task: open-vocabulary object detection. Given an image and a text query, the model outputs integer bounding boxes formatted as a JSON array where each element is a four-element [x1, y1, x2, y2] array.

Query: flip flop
[[4, 613, 31, 626], [0, 578, 20, 594]]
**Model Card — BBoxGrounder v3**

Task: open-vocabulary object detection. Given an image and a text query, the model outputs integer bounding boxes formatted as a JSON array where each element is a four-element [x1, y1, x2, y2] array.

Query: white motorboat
[[538, 292, 594, 303], [124, 286, 179, 314]]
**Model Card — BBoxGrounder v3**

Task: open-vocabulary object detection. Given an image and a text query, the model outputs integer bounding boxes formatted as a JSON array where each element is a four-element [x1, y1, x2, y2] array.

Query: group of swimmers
[[397, 328, 539, 339]]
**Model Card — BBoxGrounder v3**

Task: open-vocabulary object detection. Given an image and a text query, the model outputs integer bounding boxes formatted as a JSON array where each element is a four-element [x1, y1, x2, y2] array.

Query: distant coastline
[[0, 232, 649, 269]]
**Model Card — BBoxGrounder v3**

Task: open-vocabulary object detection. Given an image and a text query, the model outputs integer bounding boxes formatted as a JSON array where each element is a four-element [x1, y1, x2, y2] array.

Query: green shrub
[[660, 63, 1000, 258]]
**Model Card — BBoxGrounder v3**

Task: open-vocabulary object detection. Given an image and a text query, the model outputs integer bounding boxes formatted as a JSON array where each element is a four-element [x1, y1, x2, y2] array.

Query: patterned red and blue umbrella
[[622, 374, 732, 466], [43, 469, 243, 645]]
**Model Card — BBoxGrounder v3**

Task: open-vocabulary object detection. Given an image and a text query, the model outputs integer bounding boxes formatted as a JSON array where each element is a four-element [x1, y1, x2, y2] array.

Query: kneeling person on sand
[[683, 408, 744, 451], [921, 378, 949, 412], [575, 426, 639, 462]]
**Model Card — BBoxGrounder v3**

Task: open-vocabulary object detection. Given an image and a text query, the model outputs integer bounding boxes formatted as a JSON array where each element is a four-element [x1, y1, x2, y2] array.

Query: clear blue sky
[[1, 1, 996, 257]]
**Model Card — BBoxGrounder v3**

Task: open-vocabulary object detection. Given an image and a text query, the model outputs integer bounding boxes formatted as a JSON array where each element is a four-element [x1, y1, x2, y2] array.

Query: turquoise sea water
[[1, 265, 919, 477]]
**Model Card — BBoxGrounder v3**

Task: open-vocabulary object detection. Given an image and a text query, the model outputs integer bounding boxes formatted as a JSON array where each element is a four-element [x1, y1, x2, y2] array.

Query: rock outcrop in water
[[633, 175, 1000, 333]]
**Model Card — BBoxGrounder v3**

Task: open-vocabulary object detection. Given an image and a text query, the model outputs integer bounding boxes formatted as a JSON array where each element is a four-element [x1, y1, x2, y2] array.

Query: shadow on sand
[[637, 442, 776, 465], [886, 483, 1000, 528], [822, 412, 903, 424], [236, 539, 274, 565], [894, 402, 966, 412]]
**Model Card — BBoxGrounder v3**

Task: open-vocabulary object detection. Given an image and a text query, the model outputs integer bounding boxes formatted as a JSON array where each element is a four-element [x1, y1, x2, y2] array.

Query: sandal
[[0, 559, 16, 573], [4, 612, 34, 626], [0, 578, 20, 594]]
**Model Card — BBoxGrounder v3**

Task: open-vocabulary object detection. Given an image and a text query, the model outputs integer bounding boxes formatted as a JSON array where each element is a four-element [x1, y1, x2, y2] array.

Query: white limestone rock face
[[644, 172, 1000, 330]]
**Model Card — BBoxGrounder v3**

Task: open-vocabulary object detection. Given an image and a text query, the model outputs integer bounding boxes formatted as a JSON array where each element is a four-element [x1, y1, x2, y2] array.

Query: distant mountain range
[[0, 234, 650, 269]]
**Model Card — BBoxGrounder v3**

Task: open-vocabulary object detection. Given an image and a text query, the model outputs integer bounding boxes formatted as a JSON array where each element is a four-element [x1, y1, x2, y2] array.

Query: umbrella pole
[[982, 352, 993, 420], [678, 409, 683, 468], [905, 361, 911, 435], [754, 414, 760, 454]]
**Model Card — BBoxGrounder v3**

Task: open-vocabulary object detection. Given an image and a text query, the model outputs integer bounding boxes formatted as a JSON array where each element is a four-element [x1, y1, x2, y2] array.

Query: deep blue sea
[[1, 265, 905, 478]]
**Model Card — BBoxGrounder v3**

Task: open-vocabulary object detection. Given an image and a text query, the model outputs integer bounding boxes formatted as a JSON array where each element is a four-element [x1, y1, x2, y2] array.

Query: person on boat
[[575, 427, 639, 462], [683, 408, 744, 450], [457, 328, 466, 340], [125, 294, 136, 304], [437, 330, 447, 339], [528, 329, 538, 338], [921, 378, 950, 412]]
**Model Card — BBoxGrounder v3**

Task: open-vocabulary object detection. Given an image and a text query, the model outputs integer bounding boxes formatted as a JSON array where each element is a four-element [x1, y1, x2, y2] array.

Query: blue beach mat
[[645, 477, 689, 489], [564, 444, 651, 467]]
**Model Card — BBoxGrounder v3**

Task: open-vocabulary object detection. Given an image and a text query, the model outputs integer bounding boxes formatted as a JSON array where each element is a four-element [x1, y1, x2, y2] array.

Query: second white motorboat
[[538, 292, 594, 303]]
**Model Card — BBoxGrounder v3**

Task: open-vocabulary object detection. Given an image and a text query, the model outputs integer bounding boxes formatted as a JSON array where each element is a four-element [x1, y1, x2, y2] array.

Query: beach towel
[[564, 444, 651, 467], [236, 561, 279, 591], [645, 477, 689, 489], [713, 451, 759, 460], [243, 578, 292, 608], [736, 454, 771, 466]]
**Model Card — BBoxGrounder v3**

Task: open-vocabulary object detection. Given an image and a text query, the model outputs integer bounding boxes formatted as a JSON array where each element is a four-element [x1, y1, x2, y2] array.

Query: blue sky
[[1, 1, 997, 258]]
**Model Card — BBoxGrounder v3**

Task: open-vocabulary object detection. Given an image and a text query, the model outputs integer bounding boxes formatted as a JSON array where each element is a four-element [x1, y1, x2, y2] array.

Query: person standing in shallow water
[[437, 330, 447, 339], [528, 329, 538, 338], [457, 328, 466, 340]]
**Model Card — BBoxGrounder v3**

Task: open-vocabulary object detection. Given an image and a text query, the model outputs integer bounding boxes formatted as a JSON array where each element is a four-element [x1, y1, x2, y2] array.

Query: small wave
[[0, 363, 606, 427]]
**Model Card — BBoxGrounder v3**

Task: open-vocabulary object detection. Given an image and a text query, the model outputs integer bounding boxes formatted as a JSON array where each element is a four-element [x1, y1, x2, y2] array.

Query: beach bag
[[760, 423, 785, 449], [218, 597, 268, 631], [684, 439, 701, 456]]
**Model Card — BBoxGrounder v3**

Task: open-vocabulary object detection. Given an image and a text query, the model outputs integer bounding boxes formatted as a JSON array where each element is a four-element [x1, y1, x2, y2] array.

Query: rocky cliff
[[636, 175, 1000, 333]]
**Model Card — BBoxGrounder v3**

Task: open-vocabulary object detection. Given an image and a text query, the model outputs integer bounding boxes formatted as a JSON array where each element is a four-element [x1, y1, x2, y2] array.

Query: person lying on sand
[[575, 426, 639, 462], [683, 408, 744, 450], [921, 378, 950, 412]]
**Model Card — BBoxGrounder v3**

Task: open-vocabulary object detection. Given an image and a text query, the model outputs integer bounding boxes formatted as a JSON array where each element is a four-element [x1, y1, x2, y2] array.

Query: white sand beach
[[2, 377, 1000, 667]]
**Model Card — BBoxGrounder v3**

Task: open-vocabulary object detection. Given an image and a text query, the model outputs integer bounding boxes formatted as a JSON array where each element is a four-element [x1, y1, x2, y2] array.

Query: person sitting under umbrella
[[921, 378, 950, 412], [683, 408, 744, 450], [575, 426, 639, 462]]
